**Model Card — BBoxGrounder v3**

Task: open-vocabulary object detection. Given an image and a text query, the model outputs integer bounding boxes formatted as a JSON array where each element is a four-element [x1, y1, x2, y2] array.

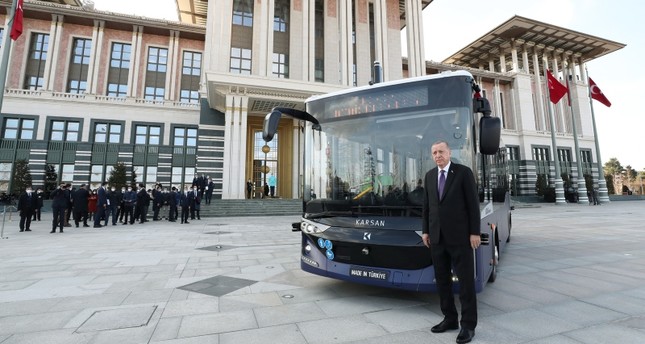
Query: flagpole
[[565, 67, 589, 204], [0, 0, 19, 113], [585, 66, 610, 203], [544, 65, 566, 204]]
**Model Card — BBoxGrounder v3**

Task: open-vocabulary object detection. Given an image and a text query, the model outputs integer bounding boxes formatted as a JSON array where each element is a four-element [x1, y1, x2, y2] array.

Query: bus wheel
[[488, 245, 499, 283]]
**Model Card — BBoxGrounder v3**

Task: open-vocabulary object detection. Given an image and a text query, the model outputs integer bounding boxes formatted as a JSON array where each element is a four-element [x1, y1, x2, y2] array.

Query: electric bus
[[263, 70, 512, 292]]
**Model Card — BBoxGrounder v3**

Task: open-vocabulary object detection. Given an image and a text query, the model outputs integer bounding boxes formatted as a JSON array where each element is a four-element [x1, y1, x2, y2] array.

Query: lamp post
[[261, 144, 270, 189]]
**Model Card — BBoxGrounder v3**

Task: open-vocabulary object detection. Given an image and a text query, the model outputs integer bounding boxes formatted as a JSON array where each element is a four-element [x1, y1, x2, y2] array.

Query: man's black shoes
[[431, 319, 459, 333], [456, 328, 475, 343]]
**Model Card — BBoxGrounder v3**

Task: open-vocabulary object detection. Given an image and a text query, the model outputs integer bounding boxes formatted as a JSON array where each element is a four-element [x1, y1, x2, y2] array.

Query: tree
[[605, 174, 615, 195], [604, 158, 625, 195], [11, 159, 33, 196], [44, 164, 58, 198], [108, 162, 128, 190]]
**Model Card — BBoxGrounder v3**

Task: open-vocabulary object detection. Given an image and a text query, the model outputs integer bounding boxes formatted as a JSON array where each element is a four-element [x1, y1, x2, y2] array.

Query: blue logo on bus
[[317, 238, 325, 249], [324, 240, 333, 250], [326, 250, 335, 260]]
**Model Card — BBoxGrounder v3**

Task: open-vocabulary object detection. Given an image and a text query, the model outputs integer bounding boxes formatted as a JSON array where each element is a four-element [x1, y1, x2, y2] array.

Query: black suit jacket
[[422, 162, 480, 246], [72, 188, 89, 211], [17, 192, 37, 216]]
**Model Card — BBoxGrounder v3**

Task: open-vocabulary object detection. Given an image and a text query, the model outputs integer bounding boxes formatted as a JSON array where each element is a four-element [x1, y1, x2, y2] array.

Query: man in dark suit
[[51, 183, 70, 233], [17, 186, 37, 232], [422, 141, 481, 344], [72, 184, 90, 227], [94, 182, 107, 228]]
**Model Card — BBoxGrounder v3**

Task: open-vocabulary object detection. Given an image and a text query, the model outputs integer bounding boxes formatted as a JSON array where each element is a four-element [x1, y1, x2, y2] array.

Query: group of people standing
[[17, 175, 215, 233]]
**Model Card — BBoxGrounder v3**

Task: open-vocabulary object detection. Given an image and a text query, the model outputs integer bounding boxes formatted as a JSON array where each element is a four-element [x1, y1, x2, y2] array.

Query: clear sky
[[92, 0, 643, 170]]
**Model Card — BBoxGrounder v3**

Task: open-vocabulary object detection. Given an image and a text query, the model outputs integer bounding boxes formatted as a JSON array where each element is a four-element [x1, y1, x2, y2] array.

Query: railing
[[1, 205, 17, 239], [5, 88, 199, 109]]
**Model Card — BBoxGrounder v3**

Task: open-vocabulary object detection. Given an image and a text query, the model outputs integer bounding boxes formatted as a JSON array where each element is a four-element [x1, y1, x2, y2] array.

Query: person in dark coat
[[168, 186, 177, 222], [122, 186, 136, 225], [94, 182, 108, 228], [152, 184, 163, 221], [205, 177, 214, 204], [180, 186, 193, 224], [105, 186, 119, 226], [50, 183, 70, 233], [72, 184, 90, 227], [135, 183, 150, 223], [17, 186, 37, 232], [246, 179, 253, 199], [422, 141, 480, 344], [31, 188, 44, 221]]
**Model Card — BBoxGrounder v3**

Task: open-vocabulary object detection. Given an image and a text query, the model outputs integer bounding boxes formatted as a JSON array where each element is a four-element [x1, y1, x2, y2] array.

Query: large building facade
[[0, 0, 624, 201]]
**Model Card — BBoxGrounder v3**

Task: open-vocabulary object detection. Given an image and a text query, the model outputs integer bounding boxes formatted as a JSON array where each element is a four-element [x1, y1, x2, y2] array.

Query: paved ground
[[1, 201, 644, 344]]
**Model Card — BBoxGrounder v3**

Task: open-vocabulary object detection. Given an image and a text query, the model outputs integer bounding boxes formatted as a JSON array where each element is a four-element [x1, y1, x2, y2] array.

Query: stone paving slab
[[1, 201, 645, 343]]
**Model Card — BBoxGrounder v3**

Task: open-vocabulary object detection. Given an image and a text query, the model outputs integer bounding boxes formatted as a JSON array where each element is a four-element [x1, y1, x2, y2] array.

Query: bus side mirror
[[263, 110, 282, 142], [473, 97, 492, 116], [479, 116, 501, 155]]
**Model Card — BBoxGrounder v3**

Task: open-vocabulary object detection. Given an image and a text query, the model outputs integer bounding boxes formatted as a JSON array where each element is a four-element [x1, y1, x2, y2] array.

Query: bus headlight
[[300, 220, 330, 234]]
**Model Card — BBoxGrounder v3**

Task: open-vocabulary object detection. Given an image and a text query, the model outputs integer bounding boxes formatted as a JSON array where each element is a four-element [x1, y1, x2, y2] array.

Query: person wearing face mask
[[32, 188, 44, 221], [190, 186, 199, 220], [136, 183, 150, 224], [122, 186, 136, 225], [17, 185, 37, 232], [72, 184, 90, 228], [105, 186, 119, 226]]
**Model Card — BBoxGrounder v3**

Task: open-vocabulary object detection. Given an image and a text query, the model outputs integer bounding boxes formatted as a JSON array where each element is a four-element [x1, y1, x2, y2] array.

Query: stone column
[[128, 25, 144, 98], [87, 20, 105, 94], [44, 14, 64, 91], [222, 95, 249, 199]]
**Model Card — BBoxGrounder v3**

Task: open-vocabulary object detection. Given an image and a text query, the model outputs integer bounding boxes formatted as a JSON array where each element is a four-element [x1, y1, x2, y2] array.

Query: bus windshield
[[303, 74, 475, 217]]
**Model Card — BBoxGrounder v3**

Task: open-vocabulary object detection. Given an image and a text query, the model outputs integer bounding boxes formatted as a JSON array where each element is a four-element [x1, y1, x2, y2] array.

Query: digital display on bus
[[309, 75, 473, 122], [320, 84, 430, 120]]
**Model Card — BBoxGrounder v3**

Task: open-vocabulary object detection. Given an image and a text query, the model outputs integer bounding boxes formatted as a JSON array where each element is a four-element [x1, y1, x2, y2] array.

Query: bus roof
[[306, 70, 474, 103]]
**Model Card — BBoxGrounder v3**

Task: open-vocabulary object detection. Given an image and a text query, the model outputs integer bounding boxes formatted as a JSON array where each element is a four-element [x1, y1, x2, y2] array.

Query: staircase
[[199, 198, 302, 217]]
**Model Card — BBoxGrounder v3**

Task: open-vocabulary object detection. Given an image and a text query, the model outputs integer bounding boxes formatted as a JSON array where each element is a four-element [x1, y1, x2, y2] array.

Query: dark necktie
[[438, 170, 446, 199]]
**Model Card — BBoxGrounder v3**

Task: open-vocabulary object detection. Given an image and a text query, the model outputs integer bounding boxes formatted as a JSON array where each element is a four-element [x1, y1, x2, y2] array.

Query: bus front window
[[305, 107, 473, 216]]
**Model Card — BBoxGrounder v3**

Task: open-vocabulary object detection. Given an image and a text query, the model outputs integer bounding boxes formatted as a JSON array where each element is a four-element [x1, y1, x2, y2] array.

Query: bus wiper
[[305, 211, 355, 219]]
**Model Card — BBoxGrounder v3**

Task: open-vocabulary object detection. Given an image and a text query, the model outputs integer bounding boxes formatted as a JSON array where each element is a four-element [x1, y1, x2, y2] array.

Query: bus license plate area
[[349, 266, 389, 281]]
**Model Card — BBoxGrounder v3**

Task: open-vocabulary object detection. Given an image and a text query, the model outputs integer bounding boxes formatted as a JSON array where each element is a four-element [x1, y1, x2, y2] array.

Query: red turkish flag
[[589, 77, 611, 107], [10, 0, 24, 41], [546, 69, 568, 104]]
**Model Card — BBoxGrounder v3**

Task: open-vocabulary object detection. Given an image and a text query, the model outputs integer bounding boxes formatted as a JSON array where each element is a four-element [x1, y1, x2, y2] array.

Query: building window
[[145, 47, 168, 100], [107, 42, 131, 97], [507, 146, 520, 161], [557, 148, 572, 162], [0, 162, 11, 192], [581, 149, 593, 163], [230, 47, 251, 75], [232, 0, 253, 27], [172, 166, 195, 185], [173, 127, 197, 147], [3, 118, 35, 140], [315, 59, 324, 83], [272, 53, 289, 78], [146, 166, 157, 185], [352, 64, 357, 86], [61, 164, 75, 183], [135, 125, 161, 145], [90, 165, 103, 184], [24, 33, 49, 90], [180, 51, 201, 104], [50, 120, 80, 142], [94, 123, 122, 143], [67, 38, 92, 94], [274, 0, 289, 32], [532, 147, 550, 161]]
